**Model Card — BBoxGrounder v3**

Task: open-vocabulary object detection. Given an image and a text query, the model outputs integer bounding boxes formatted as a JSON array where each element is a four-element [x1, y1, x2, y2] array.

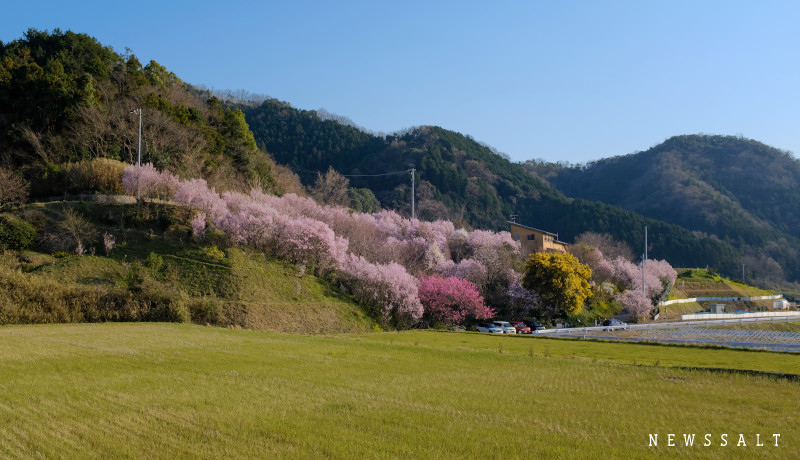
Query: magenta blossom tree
[[418, 275, 494, 326]]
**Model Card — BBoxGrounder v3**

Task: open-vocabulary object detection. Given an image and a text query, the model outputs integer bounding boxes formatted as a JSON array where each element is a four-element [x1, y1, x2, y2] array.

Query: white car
[[602, 318, 627, 331], [476, 323, 504, 334], [492, 321, 518, 334]]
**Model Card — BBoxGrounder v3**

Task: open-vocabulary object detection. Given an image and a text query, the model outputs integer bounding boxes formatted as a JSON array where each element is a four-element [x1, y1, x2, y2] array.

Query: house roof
[[508, 221, 569, 245]]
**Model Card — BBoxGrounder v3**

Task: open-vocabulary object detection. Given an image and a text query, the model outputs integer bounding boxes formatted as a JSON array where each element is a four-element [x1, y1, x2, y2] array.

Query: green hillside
[[0, 29, 286, 196], [241, 100, 742, 273], [0, 201, 374, 333]]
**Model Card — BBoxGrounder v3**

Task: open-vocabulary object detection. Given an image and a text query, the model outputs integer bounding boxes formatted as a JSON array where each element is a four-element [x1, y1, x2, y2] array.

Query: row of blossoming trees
[[123, 164, 676, 328]]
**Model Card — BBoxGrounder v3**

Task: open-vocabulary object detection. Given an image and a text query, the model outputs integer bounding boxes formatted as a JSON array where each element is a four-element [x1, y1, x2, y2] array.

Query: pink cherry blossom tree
[[615, 289, 653, 322], [191, 212, 206, 242], [435, 258, 488, 290], [122, 163, 178, 200], [339, 253, 423, 326]]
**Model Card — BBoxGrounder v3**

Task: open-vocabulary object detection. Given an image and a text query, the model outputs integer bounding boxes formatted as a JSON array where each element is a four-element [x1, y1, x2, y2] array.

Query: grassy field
[[0, 323, 797, 459]]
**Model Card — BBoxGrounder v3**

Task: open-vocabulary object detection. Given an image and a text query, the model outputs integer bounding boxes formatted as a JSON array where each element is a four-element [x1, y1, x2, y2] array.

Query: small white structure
[[710, 303, 725, 314], [774, 298, 790, 310]]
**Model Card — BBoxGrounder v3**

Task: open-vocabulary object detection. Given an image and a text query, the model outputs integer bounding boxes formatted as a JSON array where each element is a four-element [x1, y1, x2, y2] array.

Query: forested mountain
[[0, 29, 292, 196], [0, 29, 780, 284], [524, 135, 800, 284], [240, 100, 741, 276]]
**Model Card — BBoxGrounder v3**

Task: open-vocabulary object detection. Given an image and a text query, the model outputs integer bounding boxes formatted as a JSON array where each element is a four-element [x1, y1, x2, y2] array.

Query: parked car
[[602, 318, 627, 331], [510, 321, 532, 334], [476, 323, 504, 334], [528, 321, 546, 331], [492, 321, 518, 334]]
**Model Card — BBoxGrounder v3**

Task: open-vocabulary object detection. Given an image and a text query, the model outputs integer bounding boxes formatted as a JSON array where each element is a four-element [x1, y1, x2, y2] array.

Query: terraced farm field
[[662, 269, 777, 318]]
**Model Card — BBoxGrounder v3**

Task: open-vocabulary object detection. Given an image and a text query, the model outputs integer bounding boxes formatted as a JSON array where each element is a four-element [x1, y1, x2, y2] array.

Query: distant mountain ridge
[[239, 100, 742, 278], [526, 135, 800, 284]]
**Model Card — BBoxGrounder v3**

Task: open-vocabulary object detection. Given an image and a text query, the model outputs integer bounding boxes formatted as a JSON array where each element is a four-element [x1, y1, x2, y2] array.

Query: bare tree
[[57, 208, 98, 255], [573, 232, 635, 261], [311, 167, 350, 207], [0, 167, 30, 210], [271, 163, 306, 196]]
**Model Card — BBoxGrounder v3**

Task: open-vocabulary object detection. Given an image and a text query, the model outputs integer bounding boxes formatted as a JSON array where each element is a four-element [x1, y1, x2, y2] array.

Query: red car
[[510, 321, 532, 334]]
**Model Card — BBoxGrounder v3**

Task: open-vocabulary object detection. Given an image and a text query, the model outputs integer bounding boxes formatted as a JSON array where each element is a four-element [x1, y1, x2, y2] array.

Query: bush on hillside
[[0, 214, 37, 250], [63, 158, 127, 194], [0, 264, 191, 325]]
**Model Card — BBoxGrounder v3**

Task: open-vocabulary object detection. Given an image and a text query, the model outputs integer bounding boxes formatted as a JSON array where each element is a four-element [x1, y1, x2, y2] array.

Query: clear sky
[[2, 1, 798, 163]]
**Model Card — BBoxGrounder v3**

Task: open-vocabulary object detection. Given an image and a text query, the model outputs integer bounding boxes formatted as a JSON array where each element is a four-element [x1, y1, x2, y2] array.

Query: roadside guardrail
[[535, 315, 800, 336]]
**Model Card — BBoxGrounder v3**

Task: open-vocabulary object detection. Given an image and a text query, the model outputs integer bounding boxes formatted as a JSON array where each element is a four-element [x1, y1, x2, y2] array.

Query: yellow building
[[509, 222, 568, 255]]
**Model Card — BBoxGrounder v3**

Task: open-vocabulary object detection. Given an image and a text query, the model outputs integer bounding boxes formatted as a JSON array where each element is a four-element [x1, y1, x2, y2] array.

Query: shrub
[[203, 245, 226, 261], [63, 158, 126, 194], [0, 214, 37, 250], [103, 232, 116, 255], [146, 252, 165, 272]]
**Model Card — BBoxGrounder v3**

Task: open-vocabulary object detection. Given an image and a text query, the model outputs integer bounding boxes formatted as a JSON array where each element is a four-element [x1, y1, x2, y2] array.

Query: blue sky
[[2, 1, 798, 163]]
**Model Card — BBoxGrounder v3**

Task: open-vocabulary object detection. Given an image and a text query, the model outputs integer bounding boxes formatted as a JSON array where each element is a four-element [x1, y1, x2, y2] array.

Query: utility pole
[[410, 168, 416, 220], [129, 108, 142, 166], [642, 254, 646, 295], [644, 226, 647, 261], [642, 226, 647, 295]]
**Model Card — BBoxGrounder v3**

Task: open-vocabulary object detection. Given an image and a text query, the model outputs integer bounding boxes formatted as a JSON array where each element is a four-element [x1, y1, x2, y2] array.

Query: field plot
[[0, 324, 798, 459], [558, 320, 800, 352]]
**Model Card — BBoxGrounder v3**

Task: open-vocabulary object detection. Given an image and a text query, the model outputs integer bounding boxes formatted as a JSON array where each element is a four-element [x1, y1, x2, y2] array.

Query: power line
[[289, 167, 413, 177]]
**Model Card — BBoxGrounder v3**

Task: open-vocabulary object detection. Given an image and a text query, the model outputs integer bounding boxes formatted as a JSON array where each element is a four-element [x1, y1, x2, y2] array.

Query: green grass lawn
[[0, 324, 797, 459]]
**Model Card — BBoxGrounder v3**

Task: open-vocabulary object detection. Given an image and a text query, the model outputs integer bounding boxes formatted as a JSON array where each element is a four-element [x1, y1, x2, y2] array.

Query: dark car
[[528, 321, 546, 331]]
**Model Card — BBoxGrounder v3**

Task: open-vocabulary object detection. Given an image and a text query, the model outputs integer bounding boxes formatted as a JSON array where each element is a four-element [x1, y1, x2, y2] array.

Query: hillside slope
[[0, 201, 374, 333], [0, 29, 293, 196], [242, 100, 741, 274], [528, 135, 800, 283]]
